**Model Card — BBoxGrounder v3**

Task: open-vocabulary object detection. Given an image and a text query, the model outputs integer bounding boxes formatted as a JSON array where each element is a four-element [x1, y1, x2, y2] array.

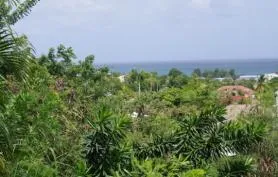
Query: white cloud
[[190, 0, 211, 9], [226, 0, 244, 7], [53, 0, 115, 13], [20, 0, 215, 28]]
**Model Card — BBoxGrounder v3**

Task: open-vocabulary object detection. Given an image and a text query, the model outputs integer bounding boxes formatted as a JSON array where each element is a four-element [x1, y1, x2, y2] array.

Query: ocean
[[100, 59, 278, 75]]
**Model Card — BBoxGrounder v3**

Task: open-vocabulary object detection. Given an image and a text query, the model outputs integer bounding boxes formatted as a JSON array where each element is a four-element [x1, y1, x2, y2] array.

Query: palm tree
[[134, 106, 266, 165], [216, 156, 256, 177], [0, 28, 31, 80], [255, 75, 267, 110], [1, 0, 41, 25], [0, 0, 38, 80], [256, 75, 265, 93], [84, 106, 132, 177]]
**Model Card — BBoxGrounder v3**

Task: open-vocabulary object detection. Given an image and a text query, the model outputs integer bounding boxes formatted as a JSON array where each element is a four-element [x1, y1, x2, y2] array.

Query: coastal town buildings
[[238, 75, 260, 80], [264, 73, 278, 81], [237, 73, 278, 81]]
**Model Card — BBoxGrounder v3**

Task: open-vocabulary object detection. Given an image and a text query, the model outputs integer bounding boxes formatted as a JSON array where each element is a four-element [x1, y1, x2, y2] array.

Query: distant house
[[231, 95, 243, 102], [217, 85, 255, 104], [214, 77, 233, 81], [264, 73, 278, 81], [118, 75, 126, 83], [214, 78, 225, 81], [238, 75, 260, 80]]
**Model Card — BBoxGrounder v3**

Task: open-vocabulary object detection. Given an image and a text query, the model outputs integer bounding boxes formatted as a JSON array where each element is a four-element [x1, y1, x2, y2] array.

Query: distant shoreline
[[96, 59, 278, 76], [96, 58, 278, 65]]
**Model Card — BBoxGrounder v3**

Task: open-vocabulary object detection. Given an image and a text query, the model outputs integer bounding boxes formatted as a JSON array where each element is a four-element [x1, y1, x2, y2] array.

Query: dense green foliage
[[193, 68, 237, 79], [1, 2, 278, 177]]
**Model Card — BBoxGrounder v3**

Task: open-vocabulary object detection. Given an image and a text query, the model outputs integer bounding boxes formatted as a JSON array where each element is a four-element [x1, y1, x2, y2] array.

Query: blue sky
[[14, 0, 278, 63]]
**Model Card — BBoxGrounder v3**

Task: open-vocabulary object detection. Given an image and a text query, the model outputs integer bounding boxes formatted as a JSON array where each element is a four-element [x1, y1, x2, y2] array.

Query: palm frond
[[6, 0, 41, 25], [0, 28, 31, 80]]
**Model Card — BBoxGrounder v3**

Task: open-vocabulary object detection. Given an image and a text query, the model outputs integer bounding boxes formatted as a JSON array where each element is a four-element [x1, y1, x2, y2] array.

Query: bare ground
[[225, 104, 254, 120]]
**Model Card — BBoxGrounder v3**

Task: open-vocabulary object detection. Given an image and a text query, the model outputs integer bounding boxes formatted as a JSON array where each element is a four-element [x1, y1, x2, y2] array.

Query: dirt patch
[[225, 104, 254, 120]]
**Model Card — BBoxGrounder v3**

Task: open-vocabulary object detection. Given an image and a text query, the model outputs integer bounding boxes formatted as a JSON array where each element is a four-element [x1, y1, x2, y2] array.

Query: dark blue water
[[100, 59, 278, 75]]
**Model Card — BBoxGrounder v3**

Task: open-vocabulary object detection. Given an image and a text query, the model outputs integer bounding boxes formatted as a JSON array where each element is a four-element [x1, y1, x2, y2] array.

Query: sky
[[14, 0, 278, 64]]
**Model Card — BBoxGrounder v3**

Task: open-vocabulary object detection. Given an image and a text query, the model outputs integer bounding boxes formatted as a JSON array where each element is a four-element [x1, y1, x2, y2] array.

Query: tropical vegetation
[[1, 1, 278, 176]]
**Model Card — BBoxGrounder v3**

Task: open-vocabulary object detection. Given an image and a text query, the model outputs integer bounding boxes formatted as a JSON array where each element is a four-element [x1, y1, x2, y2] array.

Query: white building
[[118, 75, 126, 83], [238, 75, 260, 80], [214, 77, 233, 81], [264, 73, 278, 81], [214, 78, 225, 81]]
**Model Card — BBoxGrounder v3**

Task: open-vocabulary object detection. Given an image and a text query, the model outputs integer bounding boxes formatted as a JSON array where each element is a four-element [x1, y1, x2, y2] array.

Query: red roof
[[231, 96, 243, 102], [218, 85, 254, 97]]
